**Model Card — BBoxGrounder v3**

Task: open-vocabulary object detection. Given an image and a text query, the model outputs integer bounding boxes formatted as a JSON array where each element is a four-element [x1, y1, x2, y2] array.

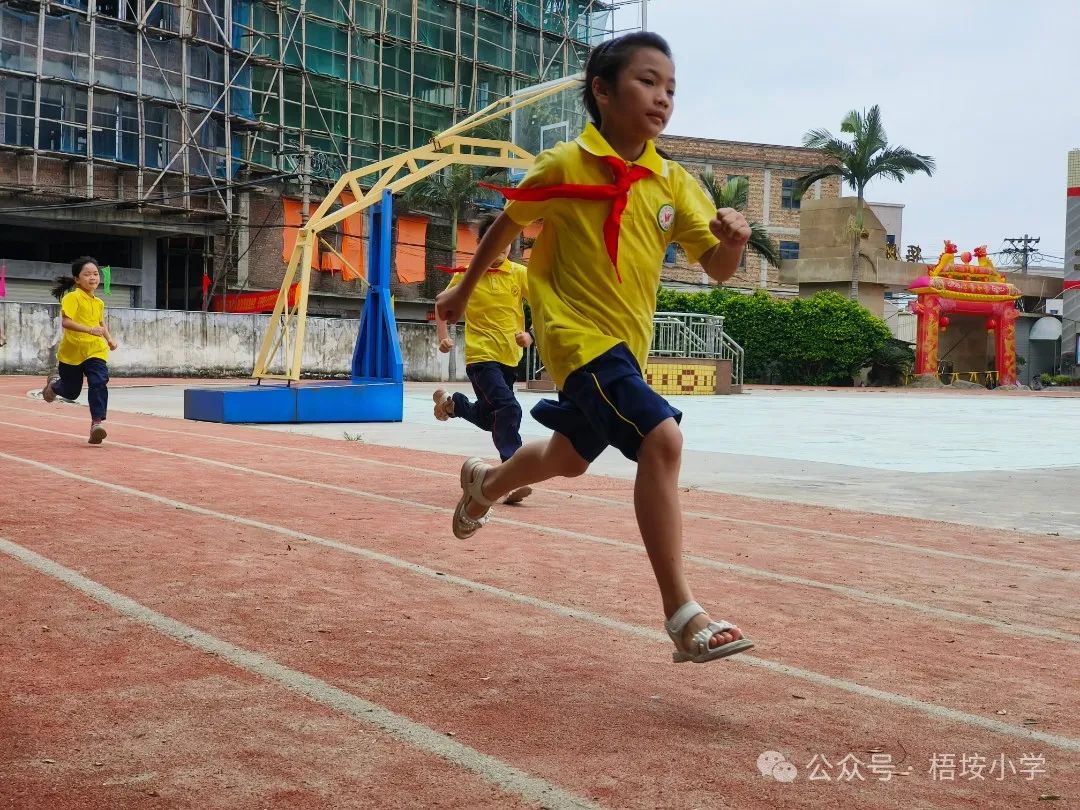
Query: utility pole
[[1004, 234, 1040, 273]]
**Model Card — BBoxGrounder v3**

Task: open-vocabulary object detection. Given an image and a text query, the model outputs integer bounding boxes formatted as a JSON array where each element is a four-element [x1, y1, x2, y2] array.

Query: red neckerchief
[[482, 154, 653, 283]]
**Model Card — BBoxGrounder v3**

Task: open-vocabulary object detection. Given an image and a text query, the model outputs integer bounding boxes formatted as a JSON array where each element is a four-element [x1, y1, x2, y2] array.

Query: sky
[[638, 0, 1079, 265]]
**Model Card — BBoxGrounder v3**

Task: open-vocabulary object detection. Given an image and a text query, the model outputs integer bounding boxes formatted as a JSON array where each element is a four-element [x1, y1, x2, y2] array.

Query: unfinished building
[[0, 0, 639, 311]]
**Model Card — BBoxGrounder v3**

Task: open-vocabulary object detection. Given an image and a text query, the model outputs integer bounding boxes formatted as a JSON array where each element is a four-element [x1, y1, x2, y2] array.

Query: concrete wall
[[882, 300, 916, 343], [0, 301, 464, 381], [796, 280, 887, 316], [936, 318, 992, 379]]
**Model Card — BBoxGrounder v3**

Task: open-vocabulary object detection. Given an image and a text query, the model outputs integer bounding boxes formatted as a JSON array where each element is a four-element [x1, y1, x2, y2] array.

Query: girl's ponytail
[[50, 275, 76, 300]]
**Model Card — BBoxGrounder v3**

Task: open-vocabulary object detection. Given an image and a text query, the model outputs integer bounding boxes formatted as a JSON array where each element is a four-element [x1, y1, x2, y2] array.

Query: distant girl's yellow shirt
[[57, 288, 108, 365], [445, 259, 529, 367], [502, 124, 720, 388]]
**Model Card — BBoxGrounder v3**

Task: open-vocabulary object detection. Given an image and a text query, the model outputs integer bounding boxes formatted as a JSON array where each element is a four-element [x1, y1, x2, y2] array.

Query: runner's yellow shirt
[[57, 288, 109, 365], [445, 258, 529, 367], [502, 123, 720, 388]]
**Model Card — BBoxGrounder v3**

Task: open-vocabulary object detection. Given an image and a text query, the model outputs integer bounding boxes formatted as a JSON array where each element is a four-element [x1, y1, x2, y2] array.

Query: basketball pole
[[251, 76, 584, 382]]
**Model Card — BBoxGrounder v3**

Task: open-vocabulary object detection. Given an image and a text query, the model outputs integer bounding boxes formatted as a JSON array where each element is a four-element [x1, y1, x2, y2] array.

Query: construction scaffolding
[[0, 0, 642, 218]]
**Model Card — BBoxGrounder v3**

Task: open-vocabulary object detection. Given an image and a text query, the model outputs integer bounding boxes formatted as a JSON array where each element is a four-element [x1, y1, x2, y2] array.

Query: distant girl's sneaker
[[432, 389, 454, 421], [89, 422, 107, 445], [41, 376, 60, 403]]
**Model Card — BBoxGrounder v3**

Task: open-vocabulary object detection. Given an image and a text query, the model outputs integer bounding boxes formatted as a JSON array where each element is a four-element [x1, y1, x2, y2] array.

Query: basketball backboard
[[509, 73, 585, 182]]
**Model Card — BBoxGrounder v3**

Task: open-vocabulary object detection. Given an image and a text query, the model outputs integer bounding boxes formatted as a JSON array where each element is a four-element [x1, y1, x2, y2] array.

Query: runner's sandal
[[665, 600, 754, 664], [453, 457, 494, 539]]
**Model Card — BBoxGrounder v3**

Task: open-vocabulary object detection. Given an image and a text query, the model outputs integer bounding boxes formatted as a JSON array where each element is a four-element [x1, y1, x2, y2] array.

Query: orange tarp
[[456, 222, 478, 268], [282, 198, 319, 269], [395, 215, 429, 284], [283, 196, 365, 280], [338, 192, 366, 282]]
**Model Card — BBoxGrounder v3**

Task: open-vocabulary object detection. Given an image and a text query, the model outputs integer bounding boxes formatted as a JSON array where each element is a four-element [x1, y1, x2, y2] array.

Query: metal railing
[[652, 311, 744, 388], [523, 342, 545, 383], [721, 330, 745, 388], [524, 311, 744, 388], [652, 311, 724, 358]]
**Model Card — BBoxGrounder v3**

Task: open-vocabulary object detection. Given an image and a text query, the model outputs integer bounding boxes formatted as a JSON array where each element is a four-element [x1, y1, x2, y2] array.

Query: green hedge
[[1040, 373, 1080, 386], [655, 288, 893, 385]]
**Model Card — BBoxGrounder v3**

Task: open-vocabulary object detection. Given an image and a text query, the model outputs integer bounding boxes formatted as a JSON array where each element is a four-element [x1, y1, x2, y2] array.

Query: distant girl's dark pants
[[55, 358, 109, 421]]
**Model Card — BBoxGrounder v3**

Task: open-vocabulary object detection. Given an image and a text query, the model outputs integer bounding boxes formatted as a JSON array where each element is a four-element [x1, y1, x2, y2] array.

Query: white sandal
[[453, 457, 494, 539], [665, 601, 754, 664]]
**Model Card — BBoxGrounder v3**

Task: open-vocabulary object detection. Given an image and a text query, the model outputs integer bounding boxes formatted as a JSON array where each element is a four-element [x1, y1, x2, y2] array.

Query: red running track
[[0, 376, 1076, 808]]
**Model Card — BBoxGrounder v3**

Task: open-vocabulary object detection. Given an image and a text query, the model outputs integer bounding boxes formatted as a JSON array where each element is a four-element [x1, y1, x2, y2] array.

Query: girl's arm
[[701, 208, 752, 283], [434, 312, 453, 353], [101, 319, 118, 350], [700, 241, 746, 284], [62, 315, 105, 336], [436, 213, 523, 323]]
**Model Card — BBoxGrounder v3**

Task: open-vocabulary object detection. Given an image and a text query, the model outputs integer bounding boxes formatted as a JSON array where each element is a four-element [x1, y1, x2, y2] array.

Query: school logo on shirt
[[656, 203, 675, 232]]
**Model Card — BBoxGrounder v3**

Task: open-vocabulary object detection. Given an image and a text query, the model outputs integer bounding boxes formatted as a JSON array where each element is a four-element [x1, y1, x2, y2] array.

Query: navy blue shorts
[[531, 343, 682, 463]]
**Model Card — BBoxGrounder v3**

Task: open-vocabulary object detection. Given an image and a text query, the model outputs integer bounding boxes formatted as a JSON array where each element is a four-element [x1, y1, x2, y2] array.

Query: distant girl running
[[436, 32, 755, 664], [41, 257, 117, 444], [432, 214, 534, 505]]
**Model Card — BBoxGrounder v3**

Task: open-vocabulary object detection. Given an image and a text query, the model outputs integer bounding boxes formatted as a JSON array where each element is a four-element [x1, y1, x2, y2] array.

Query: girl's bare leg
[[468, 432, 588, 518], [635, 418, 743, 650]]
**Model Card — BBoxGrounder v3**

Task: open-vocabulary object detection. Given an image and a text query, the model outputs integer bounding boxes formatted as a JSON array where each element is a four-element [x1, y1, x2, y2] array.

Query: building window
[[38, 83, 87, 155], [95, 0, 138, 21], [779, 241, 800, 260], [92, 93, 139, 164], [144, 105, 170, 169], [781, 178, 801, 210], [664, 243, 678, 265], [2, 79, 35, 148]]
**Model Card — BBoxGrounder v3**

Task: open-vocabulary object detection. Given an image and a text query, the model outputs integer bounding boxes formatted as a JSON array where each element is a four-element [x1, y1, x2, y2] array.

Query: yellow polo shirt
[[57, 288, 108, 365], [502, 123, 720, 388], [445, 259, 529, 367]]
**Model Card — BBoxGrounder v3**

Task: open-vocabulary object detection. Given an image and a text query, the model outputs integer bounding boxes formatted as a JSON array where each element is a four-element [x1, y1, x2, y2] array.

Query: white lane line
[[2, 450, 1079, 754], [0, 536, 598, 810], [2, 425, 1076, 645], [2, 396, 1070, 579]]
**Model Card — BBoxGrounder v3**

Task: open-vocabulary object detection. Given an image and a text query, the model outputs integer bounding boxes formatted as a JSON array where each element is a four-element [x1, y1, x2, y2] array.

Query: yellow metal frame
[[252, 75, 582, 381]]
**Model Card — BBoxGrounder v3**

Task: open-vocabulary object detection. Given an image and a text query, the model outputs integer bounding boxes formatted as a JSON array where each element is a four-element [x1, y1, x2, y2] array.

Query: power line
[[1003, 234, 1041, 273]]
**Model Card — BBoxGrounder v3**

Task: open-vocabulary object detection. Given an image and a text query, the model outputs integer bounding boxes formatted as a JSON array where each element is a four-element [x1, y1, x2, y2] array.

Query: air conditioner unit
[[1046, 298, 1063, 316]]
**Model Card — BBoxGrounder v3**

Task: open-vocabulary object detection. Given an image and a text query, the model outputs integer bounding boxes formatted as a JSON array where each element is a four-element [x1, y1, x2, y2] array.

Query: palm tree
[[793, 105, 935, 301], [698, 169, 782, 270], [403, 163, 485, 300]]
